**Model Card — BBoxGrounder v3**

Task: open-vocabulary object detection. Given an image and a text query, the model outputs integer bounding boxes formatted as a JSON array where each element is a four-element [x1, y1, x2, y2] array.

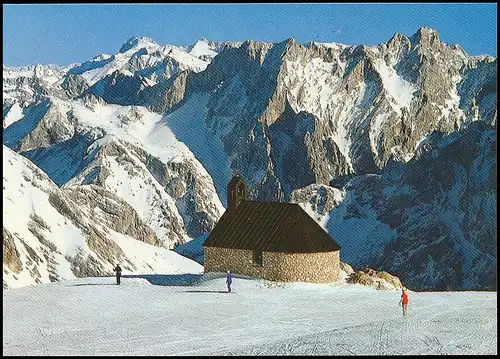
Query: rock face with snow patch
[[3, 85, 226, 247], [60, 74, 90, 99], [3, 64, 67, 106], [3, 146, 202, 288], [3, 28, 496, 290], [163, 28, 496, 202], [292, 121, 496, 291], [291, 184, 345, 215], [343, 264, 403, 291]]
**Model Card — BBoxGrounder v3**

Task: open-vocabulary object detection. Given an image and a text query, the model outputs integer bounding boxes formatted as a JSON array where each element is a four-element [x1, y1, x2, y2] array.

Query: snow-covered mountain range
[[3, 28, 496, 290]]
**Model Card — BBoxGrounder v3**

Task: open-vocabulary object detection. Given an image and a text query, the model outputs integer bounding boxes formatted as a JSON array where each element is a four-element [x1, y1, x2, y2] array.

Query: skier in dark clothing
[[114, 264, 122, 285], [226, 270, 232, 293]]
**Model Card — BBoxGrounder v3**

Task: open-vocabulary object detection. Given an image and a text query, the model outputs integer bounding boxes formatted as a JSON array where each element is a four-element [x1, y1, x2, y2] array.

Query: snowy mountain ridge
[[3, 27, 497, 290]]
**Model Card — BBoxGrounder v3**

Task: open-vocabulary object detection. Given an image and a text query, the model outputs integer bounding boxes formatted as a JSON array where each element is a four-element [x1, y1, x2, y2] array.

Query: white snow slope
[[3, 145, 203, 288], [2, 274, 496, 356]]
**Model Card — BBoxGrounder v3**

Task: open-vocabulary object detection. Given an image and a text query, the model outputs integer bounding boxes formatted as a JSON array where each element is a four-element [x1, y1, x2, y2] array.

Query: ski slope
[[2, 274, 496, 355]]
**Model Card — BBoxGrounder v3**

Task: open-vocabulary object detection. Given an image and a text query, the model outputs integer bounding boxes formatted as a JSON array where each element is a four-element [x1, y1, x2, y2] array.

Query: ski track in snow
[[3, 275, 496, 356]]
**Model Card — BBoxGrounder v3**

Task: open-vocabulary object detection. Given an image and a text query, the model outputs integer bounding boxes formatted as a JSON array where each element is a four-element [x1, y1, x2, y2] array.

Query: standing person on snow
[[226, 270, 233, 293], [114, 264, 122, 285], [399, 287, 409, 318]]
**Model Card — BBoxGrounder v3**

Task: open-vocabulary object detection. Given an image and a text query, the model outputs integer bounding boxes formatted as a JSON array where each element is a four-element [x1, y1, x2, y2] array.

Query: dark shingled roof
[[203, 201, 340, 253]]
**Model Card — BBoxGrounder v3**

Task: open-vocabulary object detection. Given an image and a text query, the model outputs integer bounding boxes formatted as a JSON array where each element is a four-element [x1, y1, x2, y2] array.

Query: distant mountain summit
[[119, 36, 160, 53]]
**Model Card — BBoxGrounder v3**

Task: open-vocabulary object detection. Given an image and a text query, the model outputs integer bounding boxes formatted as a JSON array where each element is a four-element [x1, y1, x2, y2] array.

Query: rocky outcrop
[[345, 266, 403, 291], [293, 120, 496, 291], [291, 184, 345, 215], [3, 98, 76, 153], [128, 144, 222, 240], [3, 228, 22, 274], [67, 248, 106, 278], [60, 74, 90, 99], [139, 70, 190, 115], [17, 102, 75, 153], [46, 189, 131, 267], [63, 185, 159, 246], [85, 71, 145, 106]]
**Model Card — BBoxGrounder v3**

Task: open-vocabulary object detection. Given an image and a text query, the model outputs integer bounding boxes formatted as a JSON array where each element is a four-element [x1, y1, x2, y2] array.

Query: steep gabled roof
[[203, 201, 340, 253]]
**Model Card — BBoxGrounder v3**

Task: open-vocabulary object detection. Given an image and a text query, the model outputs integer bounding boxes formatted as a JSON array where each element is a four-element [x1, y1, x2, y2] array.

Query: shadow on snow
[[121, 273, 204, 286], [69, 272, 237, 288], [181, 290, 229, 294], [70, 274, 206, 287], [71, 283, 116, 287]]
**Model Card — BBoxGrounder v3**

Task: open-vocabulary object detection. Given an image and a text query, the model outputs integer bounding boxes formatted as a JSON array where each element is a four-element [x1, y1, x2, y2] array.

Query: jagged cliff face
[[375, 121, 497, 290], [4, 96, 224, 250], [5, 31, 495, 199], [3, 28, 496, 290], [291, 120, 496, 291], [153, 27, 496, 202]]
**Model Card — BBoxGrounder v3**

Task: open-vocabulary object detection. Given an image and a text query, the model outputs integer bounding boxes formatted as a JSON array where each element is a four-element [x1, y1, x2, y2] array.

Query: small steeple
[[227, 173, 247, 211]]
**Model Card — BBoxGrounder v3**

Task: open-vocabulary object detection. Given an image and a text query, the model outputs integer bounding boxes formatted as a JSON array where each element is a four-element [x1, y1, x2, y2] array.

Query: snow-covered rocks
[[345, 267, 403, 291]]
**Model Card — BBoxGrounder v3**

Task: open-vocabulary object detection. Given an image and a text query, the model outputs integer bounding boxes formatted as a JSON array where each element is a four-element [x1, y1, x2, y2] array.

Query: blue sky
[[3, 3, 497, 66]]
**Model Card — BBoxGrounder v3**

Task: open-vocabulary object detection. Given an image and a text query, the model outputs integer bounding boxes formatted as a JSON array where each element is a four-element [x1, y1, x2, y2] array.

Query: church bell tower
[[227, 173, 247, 211]]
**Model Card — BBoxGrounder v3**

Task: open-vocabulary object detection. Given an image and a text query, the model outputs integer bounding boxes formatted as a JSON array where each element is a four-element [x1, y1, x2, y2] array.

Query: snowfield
[[3, 274, 496, 356]]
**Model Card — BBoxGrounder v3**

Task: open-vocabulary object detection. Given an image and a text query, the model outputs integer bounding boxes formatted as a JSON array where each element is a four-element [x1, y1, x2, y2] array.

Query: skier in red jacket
[[399, 287, 409, 318]]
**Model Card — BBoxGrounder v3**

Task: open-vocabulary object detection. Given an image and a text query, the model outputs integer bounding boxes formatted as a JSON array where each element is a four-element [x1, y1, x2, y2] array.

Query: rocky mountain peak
[[241, 39, 266, 50], [237, 40, 273, 63], [409, 26, 441, 49], [92, 54, 113, 62], [415, 26, 439, 37], [119, 36, 159, 53], [386, 32, 411, 52]]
